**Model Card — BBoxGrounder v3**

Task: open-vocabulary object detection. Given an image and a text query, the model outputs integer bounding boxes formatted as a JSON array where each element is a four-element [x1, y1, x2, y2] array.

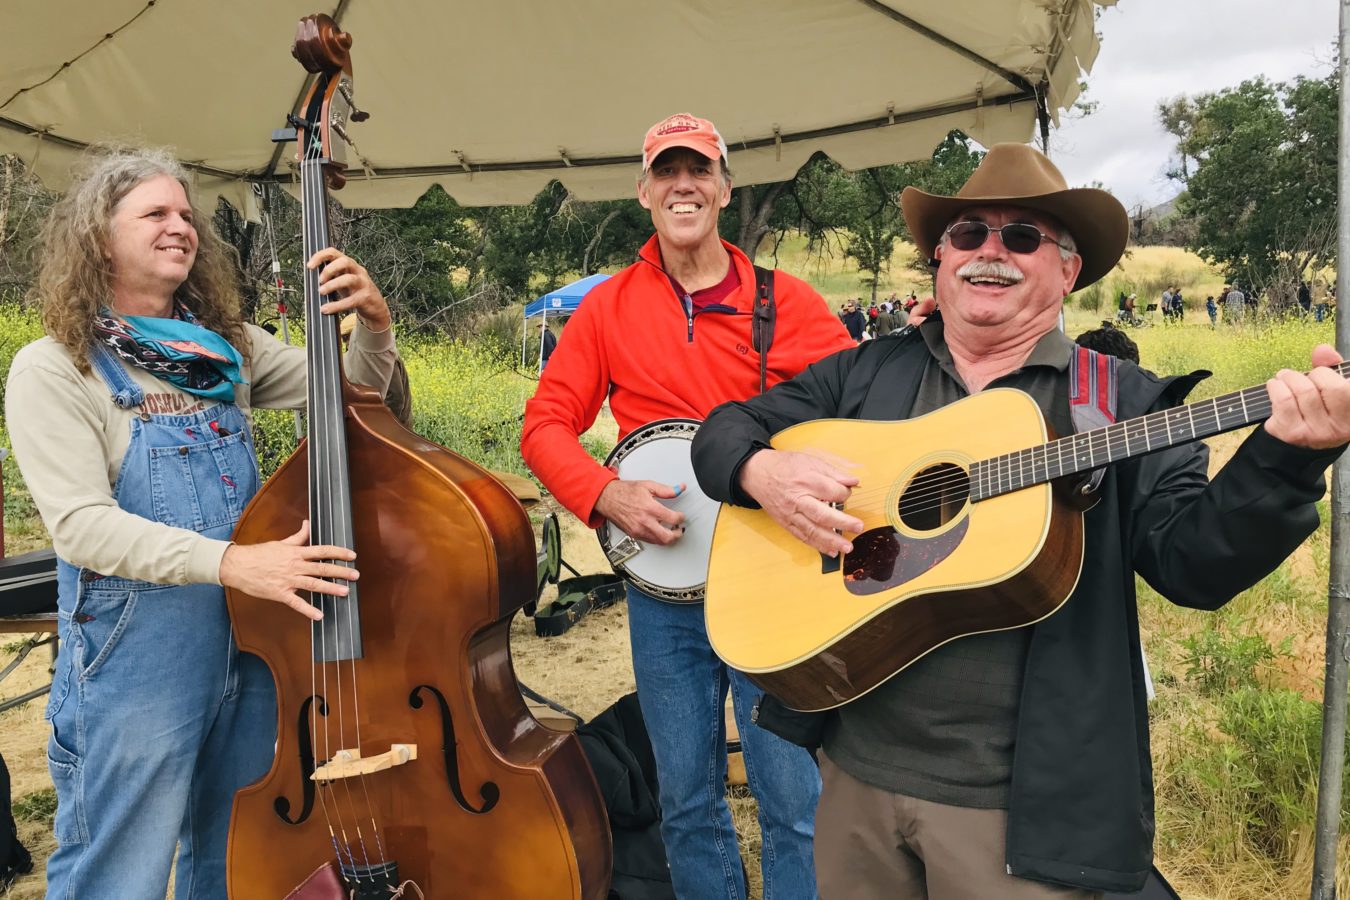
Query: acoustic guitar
[[705, 374, 1322, 712]]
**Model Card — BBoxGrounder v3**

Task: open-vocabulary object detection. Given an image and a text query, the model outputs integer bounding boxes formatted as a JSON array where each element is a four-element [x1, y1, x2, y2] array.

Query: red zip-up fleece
[[521, 235, 853, 527]]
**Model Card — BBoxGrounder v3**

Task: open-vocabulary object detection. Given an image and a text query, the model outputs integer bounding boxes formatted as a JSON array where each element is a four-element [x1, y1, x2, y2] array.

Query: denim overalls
[[44, 344, 277, 900]]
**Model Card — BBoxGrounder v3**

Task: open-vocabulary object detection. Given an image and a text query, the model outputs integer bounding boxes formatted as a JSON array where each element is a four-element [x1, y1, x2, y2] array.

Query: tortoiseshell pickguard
[[842, 519, 969, 595]]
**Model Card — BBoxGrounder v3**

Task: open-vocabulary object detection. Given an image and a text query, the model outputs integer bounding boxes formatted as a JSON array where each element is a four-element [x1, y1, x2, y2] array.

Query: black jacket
[[840, 309, 866, 341], [575, 693, 674, 900], [691, 327, 1340, 893]]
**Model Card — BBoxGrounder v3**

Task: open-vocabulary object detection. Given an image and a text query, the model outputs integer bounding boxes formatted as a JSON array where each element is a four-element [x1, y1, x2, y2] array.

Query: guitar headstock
[[288, 13, 368, 191]]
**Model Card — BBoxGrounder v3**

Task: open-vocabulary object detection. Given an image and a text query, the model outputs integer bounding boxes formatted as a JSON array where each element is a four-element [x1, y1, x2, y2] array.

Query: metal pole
[[1311, 5, 1350, 897], [538, 309, 548, 369], [1037, 81, 1051, 156]]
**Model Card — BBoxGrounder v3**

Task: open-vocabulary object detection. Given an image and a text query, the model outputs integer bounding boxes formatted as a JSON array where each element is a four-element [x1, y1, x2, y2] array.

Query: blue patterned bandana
[[93, 303, 247, 403]]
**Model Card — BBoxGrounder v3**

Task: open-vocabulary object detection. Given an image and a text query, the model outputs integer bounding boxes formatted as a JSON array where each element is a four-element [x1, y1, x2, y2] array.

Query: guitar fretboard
[[970, 360, 1350, 502]]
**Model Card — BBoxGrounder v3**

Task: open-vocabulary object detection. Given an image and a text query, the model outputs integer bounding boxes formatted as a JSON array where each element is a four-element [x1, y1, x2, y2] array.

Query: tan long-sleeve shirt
[[6, 321, 398, 586]]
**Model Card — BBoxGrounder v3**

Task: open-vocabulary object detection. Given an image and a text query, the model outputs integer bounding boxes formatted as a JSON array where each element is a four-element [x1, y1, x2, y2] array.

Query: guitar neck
[[971, 360, 1350, 502]]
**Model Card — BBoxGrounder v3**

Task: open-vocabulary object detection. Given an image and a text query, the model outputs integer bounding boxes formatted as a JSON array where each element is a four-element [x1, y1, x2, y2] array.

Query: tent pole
[[1311, 4, 1350, 897], [531, 307, 542, 367], [522, 310, 528, 367], [1035, 80, 1051, 156]]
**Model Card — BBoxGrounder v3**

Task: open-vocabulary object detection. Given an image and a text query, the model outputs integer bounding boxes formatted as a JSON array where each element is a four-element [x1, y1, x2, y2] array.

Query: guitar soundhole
[[897, 463, 970, 531]]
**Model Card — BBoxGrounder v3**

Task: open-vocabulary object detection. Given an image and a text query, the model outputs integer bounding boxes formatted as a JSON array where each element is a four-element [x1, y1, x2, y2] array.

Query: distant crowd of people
[[837, 292, 920, 342], [1114, 278, 1337, 327]]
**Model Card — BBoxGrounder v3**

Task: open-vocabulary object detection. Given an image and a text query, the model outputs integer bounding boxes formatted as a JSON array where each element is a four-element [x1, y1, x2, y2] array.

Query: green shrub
[[473, 307, 530, 366], [1180, 625, 1290, 697], [1072, 282, 1103, 312], [13, 787, 57, 824], [252, 408, 302, 479], [1163, 687, 1335, 865], [0, 301, 46, 412], [403, 336, 536, 476], [1136, 316, 1334, 397]]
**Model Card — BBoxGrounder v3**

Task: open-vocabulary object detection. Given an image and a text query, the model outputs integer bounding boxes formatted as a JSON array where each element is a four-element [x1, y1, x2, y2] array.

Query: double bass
[[226, 15, 611, 898]]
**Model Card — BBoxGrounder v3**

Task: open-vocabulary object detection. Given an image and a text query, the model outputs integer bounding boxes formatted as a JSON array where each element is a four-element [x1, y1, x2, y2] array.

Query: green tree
[[721, 132, 982, 299], [1157, 95, 1200, 182], [1171, 73, 1337, 301], [0, 155, 56, 303], [837, 132, 984, 300]]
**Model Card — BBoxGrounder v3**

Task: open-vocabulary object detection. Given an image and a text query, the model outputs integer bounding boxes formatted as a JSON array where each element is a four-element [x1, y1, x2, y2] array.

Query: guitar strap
[[1068, 344, 1119, 494], [751, 266, 776, 395]]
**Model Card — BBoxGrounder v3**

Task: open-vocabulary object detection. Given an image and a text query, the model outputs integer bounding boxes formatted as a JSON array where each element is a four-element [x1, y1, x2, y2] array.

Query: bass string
[[301, 140, 387, 878], [302, 153, 362, 875]]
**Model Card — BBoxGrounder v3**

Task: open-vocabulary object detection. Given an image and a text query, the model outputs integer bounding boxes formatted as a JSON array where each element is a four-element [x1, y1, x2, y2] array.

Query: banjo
[[598, 265, 779, 603], [597, 418, 720, 603]]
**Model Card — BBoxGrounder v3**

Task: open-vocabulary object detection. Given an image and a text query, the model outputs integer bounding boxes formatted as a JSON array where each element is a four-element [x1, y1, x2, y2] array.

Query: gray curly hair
[[33, 145, 249, 371]]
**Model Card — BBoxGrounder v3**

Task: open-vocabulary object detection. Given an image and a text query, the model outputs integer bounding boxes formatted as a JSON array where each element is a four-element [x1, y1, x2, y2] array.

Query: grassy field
[[2, 243, 1348, 898]]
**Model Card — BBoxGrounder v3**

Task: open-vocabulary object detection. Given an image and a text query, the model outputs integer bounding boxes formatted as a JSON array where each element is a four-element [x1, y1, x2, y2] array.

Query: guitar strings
[[813, 390, 1287, 522]]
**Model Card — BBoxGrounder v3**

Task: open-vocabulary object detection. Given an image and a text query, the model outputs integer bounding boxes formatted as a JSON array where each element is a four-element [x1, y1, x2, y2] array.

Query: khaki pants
[[814, 752, 1102, 900]]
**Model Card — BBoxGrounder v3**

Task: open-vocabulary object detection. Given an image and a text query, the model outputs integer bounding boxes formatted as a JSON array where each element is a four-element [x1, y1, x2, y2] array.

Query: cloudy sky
[[1050, 0, 1339, 213]]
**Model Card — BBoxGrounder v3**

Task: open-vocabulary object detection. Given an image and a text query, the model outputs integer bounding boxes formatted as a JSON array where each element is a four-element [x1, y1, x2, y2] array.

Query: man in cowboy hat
[[691, 143, 1350, 897]]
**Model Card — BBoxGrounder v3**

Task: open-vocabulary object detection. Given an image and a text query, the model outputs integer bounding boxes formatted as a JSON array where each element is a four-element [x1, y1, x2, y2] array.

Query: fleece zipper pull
[[683, 293, 694, 342]]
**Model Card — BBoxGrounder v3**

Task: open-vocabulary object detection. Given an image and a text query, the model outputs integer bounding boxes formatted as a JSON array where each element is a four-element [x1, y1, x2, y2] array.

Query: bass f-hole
[[273, 693, 326, 826], [409, 684, 500, 815]]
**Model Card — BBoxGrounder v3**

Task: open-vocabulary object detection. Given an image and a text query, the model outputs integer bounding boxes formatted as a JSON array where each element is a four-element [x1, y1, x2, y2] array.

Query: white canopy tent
[[1, 0, 1113, 217]]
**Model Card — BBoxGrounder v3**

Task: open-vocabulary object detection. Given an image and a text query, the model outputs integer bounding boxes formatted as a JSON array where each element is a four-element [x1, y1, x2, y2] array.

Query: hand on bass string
[[738, 449, 863, 557], [1264, 344, 1350, 450], [219, 520, 358, 621], [308, 247, 392, 333], [595, 478, 687, 545]]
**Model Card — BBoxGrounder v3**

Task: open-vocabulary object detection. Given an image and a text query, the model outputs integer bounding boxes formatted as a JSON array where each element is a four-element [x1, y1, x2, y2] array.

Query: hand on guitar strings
[[1264, 344, 1350, 451], [219, 519, 359, 621], [738, 449, 864, 557], [595, 477, 687, 545], [308, 247, 392, 333]]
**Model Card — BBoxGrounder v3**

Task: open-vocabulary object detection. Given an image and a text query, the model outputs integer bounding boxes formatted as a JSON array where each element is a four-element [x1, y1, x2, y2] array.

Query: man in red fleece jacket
[[521, 113, 852, 899]]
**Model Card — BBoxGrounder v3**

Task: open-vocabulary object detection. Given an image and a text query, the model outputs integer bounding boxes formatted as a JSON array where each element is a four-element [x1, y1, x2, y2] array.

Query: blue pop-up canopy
[[524, 273, 611, 319], [522, 273, 611, 367]]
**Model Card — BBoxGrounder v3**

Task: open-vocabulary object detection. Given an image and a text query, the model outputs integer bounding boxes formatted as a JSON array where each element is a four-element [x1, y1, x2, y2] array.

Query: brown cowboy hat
[[901, 143, 1128, 292]]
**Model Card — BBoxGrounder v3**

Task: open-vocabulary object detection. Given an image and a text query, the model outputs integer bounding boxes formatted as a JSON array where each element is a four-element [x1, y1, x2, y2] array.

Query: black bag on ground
[[574, 692, 674, 900], [0, 751, 33, 890]]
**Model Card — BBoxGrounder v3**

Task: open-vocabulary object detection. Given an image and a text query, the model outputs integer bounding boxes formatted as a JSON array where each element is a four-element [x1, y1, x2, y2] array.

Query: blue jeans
[[627, 585, 821, 899], [44, 345, 275, 900]]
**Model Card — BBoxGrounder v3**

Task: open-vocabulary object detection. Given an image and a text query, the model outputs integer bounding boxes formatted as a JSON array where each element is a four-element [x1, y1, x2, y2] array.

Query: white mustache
[[955, 260, 1025, 283]]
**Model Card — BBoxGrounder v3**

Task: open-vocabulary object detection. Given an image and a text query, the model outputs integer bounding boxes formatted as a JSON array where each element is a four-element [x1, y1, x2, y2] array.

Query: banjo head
[[599, 419, 718, 603]]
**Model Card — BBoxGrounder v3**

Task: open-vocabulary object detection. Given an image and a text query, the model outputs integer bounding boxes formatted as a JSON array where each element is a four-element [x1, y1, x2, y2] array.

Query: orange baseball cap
[[642, 113, 729, 172]]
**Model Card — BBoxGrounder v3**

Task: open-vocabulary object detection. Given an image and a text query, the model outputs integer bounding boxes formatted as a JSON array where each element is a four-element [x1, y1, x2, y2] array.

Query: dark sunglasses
[[944, 221, 1072, 255]]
